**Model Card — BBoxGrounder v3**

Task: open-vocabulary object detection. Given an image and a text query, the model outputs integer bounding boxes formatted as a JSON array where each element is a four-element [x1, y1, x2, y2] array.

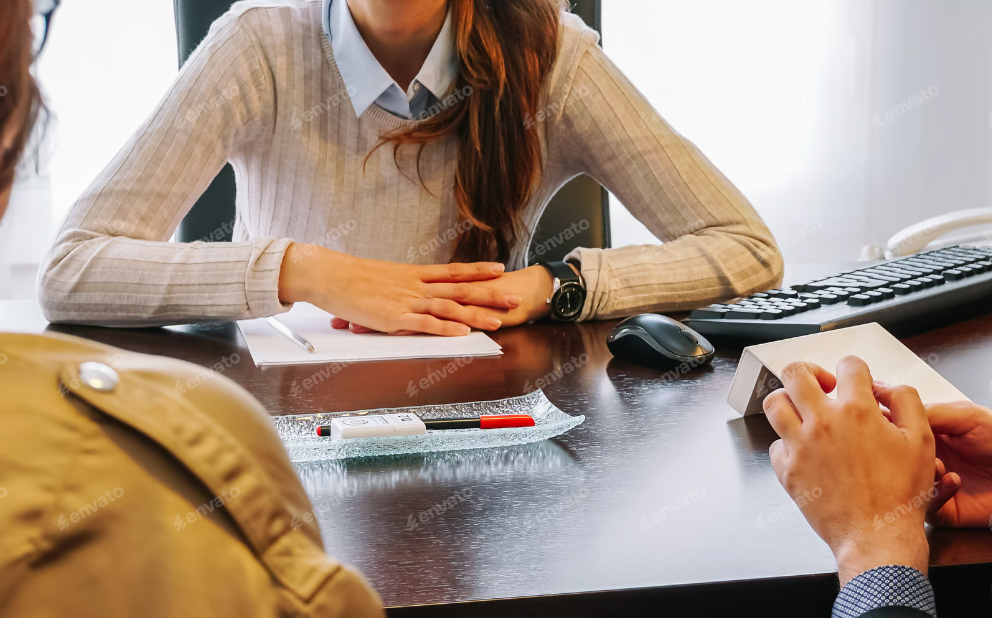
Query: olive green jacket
[[0, 333, 383, 617]]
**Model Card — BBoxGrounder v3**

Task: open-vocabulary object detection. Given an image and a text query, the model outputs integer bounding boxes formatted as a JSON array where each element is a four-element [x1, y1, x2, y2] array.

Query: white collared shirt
[[322, 0, 458, 119]]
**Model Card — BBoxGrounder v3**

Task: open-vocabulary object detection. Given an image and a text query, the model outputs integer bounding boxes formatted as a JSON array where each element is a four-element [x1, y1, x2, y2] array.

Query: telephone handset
[[861, 207, 992, 260]]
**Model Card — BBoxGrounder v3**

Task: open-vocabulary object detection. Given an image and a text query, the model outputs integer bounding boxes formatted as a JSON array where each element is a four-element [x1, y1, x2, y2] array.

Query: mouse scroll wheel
[[679, 330, 699, 346]]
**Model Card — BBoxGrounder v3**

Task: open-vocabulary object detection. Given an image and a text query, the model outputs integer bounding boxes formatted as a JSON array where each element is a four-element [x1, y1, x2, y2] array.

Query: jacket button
[[78, 362, 120, 392]]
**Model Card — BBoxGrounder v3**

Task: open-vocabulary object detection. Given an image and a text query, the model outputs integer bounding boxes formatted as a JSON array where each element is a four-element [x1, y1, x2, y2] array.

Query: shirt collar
[[323, 0, 458, 119]]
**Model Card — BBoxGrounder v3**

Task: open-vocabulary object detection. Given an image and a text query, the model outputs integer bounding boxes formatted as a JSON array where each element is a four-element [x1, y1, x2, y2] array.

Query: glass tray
[[271, 390, 584, 463]]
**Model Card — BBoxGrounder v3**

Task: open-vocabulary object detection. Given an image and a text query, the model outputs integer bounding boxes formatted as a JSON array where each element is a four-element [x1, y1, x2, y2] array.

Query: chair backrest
[[172, 0, 610, 259]]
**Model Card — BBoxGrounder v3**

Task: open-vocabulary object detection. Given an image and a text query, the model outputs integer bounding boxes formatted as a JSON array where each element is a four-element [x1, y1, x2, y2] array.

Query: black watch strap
[[539, 261, 581, 285]]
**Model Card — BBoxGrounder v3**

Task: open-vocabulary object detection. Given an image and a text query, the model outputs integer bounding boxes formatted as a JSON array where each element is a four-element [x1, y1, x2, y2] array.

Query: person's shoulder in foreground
[[764, 357, 992, 618], [0, 332, 383, 618]]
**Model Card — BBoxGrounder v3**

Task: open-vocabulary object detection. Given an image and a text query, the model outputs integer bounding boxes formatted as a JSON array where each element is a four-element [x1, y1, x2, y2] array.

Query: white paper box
[[727, 323, 969, 416]]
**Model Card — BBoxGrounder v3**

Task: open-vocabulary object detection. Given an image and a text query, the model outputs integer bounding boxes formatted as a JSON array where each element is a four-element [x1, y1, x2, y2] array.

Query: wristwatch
[[539, 261, 586, 322]]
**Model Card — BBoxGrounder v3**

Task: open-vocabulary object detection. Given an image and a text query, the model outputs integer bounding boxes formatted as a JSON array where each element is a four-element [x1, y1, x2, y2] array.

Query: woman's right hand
[[277, 243, 521, 336]]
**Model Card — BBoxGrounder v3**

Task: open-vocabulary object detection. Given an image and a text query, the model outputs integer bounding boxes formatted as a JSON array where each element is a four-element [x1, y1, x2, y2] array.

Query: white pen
[[265, 317, 315, 353]]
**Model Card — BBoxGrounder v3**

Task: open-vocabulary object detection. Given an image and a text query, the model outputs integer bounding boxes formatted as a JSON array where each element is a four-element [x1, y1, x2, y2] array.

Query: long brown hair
[[0, 0, 42, 195], [380, 0, 564, 263]]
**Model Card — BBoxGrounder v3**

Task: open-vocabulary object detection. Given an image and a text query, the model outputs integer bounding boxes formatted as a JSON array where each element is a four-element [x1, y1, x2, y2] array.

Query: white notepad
[[237, 302, 503, 367], [727, 323, 969, 416]]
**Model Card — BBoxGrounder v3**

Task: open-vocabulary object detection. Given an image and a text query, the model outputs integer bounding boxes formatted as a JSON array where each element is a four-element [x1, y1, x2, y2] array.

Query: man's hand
[[763, 357, 936, 586], [909, 399, 992, 528]]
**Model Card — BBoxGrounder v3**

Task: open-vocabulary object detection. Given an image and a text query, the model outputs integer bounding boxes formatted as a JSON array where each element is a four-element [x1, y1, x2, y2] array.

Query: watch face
[[553, 282, 585, 320]]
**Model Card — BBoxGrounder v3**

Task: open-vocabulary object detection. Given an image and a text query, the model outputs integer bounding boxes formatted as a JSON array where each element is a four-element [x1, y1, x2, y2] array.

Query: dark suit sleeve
[[832, 566, 936, 618]]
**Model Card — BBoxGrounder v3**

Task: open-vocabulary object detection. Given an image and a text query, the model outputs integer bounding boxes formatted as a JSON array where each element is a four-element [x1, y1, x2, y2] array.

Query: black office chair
[[172, 0, 610, 261]]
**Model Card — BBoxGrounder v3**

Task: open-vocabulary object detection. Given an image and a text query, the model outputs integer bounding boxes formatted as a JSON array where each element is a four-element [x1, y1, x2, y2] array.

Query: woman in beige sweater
[[40, 0, 783, 334]]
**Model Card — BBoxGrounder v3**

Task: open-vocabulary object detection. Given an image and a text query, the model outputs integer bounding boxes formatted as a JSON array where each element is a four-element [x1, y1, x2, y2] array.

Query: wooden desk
[[4, 280, 992, 617]]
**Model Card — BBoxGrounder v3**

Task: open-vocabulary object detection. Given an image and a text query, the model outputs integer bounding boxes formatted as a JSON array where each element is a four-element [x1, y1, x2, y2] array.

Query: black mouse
[[607, 313, 715, 371]]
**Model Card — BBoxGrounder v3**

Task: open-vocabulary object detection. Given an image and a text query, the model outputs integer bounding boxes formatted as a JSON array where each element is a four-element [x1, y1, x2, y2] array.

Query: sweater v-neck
[[319, 34, 426, 132]]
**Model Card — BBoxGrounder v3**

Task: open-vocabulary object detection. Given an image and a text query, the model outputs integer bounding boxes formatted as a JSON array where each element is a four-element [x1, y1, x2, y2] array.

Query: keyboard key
[[970, 261, 990, 274], [817, 293, 841, 304], [943, 269, 964, 281], [889, 261, 926, 269], [904, 280, 924, 291], [928, 274, 945, 285], [690, 305, 728, 319], [915, 277, 935, 288], [958, 265, 978, 276], [759, 309, 784, 320], [891, 283, 913, 295], [901, 264, 937, 274], [876, 287, 895, 300], [847, 278, 889, 289], [864, 291, 883, 301], [914, 260, 953, 269], [800, 281, 835, 292], [870, 271, 912, 283], [727, 308, 763, 319], [749, 292, 770, 299], [801, 298, 821, 309], [844, 287, 863, 294], [810, 277, 852, 287], [848, 294, 872, 306], [874, 268, 916, 280]]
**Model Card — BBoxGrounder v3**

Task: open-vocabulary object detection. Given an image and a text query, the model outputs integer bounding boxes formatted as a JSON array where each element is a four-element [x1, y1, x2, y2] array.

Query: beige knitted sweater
[[39, 0, 783, 326]]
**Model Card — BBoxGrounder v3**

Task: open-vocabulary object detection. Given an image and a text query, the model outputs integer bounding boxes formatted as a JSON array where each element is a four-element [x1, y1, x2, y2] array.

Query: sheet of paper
[[728, 322, 969, 415], [237, 302, 503, 366]]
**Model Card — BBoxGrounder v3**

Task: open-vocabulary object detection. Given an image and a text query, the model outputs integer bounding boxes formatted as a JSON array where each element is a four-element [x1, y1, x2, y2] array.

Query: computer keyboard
[[684, 245, 992, 342]]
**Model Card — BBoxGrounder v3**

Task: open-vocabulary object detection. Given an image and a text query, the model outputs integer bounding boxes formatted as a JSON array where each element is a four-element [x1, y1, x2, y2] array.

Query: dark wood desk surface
[[3, 264, 992, 617]]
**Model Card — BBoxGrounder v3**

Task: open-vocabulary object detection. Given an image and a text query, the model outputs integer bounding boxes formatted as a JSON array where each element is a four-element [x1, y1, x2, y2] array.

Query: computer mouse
[[607, 313, 715, 371]]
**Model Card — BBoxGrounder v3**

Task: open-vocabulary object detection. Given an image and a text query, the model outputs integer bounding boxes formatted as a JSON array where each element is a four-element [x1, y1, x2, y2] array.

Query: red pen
[[317, 414, 535, 438]]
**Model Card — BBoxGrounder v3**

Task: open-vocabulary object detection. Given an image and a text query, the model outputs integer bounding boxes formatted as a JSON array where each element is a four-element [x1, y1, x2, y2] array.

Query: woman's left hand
[[332, 265, 559, 333]]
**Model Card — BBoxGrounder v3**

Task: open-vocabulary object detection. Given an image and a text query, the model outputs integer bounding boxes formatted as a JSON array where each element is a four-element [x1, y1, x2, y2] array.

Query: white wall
[[40, 0, 178, 221], [3, 0, 990, 301], [604, 0, 992, 263], [0, 0, 177, 300]]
